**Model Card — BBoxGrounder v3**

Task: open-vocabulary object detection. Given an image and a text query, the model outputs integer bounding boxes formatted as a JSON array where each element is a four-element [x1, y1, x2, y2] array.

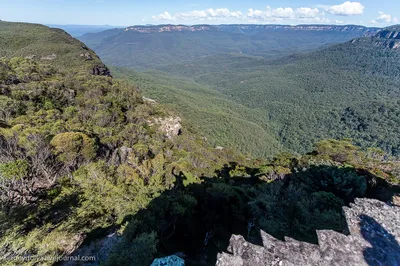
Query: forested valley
[[82, 25, 400, 158]]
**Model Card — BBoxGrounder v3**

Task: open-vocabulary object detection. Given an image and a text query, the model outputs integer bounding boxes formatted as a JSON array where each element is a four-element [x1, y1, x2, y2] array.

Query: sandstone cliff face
[[375, 29, 400, 49], [216, 198, 400, 266], [148, 117, 182, 139], [123, 25, 380, 35], [350, 26, 400, 50]]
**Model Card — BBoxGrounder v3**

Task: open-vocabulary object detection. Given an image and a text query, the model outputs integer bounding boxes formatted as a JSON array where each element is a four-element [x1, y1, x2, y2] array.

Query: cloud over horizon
[[372, 11, 398, 24], [153, 6, 326, 23], [152, 8, 243, 21], [152, 1, 392, 25], [327, 1, 364, 16]]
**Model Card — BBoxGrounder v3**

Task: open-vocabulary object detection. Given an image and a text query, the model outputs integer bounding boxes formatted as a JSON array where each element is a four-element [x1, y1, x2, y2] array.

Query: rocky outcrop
[[40, 53, 57, 60], [216, 198, 400, 266], [149, 117, 182, 139], [4, 75, 20, 85], [61, 232, 119, 266], [376, 27, 400, 40], [80, 52, 93, 61], [110, 146, 133, 165], [354, 26, 400, 50], [91, 64, 111, 76], [143, 96, 157, 104]]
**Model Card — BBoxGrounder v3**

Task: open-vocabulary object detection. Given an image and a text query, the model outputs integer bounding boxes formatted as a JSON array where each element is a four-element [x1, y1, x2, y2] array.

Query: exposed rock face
[[349, 26, 400, 50], [91, 64, 111, 76], [143, 96, 157, 104], [80, 52, 93, 61], [372, 27, 400, 49], [376, 29, 400, 40], [61, 232, 119, 266], [25, 55, 36, 60], [40, 53, 57, 60], [110, 146, 133, 165], [216, 198, 400, 266], [151, 117, 182, 139], [124, 25, 380, 35]]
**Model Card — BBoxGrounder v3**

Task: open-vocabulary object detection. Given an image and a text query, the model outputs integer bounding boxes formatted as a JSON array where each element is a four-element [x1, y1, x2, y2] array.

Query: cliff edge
[[216, 198, 400, 266]]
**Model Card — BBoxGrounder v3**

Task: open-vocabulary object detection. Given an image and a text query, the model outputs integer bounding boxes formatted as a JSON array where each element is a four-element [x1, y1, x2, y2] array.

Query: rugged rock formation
[[143, 96, 157, 104], [91, 64, 111, 76], [80, 52, 93, 61], [351, 26, 400, 49], [110, 146, 133, 165], [374, 27, 400, 49], [216, 198, 400, 266], [149, 117, 182, 139], [61, 233, 119, 266]]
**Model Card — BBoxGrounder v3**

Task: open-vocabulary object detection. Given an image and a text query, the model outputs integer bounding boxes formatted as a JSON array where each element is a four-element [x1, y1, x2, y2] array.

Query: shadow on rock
[[360, 215, 400, 265]]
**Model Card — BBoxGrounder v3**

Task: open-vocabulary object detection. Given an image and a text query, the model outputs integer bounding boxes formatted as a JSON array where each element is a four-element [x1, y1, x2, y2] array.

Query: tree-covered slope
[[114, 26, 400, 157], [0, 21, 109, 74], [112, 67, 283, 158]]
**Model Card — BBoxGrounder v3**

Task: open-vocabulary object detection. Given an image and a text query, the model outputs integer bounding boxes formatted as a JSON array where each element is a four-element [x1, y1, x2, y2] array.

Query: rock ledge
[[216, 198, 400, 266]]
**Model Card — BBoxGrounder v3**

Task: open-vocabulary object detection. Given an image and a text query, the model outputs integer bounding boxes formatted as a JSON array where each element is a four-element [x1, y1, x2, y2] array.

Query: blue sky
[[0, 0, 399, 26]]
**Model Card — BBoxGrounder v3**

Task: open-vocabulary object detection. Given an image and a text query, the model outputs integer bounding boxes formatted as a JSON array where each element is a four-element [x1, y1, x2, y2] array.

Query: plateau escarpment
[[123, 24, 380, 35], [351, 25, 400, 49]]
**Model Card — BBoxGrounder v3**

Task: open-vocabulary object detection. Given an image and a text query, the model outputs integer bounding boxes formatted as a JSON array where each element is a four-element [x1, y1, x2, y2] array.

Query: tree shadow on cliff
[[360, 214, 400, 265], [71, 163, 400, 266]]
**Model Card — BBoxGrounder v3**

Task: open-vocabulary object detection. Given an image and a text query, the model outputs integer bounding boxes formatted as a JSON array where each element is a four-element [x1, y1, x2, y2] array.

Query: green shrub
[[50, 132, 97, 164], [0, 159, 29, 180]]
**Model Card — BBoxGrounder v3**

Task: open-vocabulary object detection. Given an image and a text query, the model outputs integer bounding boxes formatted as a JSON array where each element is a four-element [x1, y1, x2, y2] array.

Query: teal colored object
[[151, 255, 185, 266]]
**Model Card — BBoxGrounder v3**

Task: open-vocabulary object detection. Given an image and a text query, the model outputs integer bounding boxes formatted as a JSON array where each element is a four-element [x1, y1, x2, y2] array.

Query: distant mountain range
[[79, 24, 380, 69], [46, 24, 124, 37], [123, 24, 380, 35]]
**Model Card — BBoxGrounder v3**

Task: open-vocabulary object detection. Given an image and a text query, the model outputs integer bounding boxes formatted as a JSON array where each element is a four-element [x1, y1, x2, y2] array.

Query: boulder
[[152, 117, 182, 139], [91, 65, 111, 76]]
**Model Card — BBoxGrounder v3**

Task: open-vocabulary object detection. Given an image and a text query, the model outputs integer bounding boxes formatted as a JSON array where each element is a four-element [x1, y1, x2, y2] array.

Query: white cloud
[[327, 2, 364, 16], [152, 4, 365, 24], [152, 8, 243, 21], [272, 7, 295, 18], [296, 8, 320, 18], [372, 12, 398, 24], [377, 12, 392, 23], [246, 6, 322, 22], [153, 6, 324, 22], [153, 12, 177, 21]]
